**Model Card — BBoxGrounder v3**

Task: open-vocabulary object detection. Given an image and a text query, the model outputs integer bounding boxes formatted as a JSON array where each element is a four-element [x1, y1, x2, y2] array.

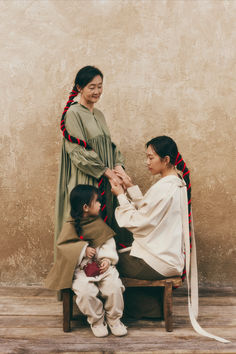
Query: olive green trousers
[[118, 252, 166, 319]]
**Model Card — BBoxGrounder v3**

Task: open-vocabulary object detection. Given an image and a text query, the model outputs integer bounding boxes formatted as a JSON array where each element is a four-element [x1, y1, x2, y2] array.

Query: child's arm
[[98, 238, 119, 266], [99, 259, 110, 274], [79, 246, 96, 269], [86, 246, 96, 258]]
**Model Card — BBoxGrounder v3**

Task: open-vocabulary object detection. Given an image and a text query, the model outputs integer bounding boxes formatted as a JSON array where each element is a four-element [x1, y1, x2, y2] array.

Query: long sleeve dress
[[54, 103, 125, 253]]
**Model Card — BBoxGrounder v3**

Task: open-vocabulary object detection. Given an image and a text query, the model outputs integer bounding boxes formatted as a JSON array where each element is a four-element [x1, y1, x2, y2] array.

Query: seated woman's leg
[[118, 252, 165, 319], [118, 251, 165, 280]]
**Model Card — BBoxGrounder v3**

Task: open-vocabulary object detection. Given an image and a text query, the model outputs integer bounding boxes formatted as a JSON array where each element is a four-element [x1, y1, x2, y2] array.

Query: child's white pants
[[72, 266, 125, 326]]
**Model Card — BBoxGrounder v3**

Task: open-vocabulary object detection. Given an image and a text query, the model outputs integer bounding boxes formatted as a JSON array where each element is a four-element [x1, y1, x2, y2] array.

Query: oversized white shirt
[[115, 175, 230, 343], [115, 175, 187, 277]]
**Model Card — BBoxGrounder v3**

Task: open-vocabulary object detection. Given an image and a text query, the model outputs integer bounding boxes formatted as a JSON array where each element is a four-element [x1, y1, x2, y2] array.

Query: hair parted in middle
[[60, 66, 103, 149]]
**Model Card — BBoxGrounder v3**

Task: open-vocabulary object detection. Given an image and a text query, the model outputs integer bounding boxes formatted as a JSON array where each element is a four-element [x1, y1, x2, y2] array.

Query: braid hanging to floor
[[60, 87, 108, 223], [175, 152, 192, 282]]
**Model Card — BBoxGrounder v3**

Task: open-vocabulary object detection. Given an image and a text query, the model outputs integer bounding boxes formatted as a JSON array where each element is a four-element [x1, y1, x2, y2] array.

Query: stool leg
[[163, 280, 173, 332], [69, 289, 73, 320], [57, 289, 63, 301], [63, 289, 72, 332]]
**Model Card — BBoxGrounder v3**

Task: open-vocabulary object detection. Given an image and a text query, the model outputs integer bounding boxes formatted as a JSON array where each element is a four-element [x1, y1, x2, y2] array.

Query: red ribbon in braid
[[175, 152, 192, 282], [60, 89, 108, 223]]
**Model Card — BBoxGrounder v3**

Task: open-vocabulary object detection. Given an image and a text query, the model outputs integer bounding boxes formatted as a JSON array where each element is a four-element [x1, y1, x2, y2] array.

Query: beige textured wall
[[0, 0, 235, 286]]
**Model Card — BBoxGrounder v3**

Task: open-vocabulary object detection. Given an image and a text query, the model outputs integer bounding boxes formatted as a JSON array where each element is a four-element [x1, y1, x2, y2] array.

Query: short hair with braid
[[60, 66, 103, 149], [146, 135, 191, 282]]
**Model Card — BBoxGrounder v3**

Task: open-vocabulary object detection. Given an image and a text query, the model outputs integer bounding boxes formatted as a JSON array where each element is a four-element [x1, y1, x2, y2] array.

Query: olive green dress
[[54, 103, 126, 254]]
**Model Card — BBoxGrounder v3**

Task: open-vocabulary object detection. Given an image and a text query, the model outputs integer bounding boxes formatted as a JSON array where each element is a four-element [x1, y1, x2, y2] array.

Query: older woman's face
[[80, 75, 103, 104], [146, 145, 166, 175]]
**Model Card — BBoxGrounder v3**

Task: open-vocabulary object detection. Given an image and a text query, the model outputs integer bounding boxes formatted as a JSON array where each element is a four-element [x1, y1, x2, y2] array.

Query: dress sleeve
[[112, 142, 125, 167], [115, 185, 171, 237], [64, 110, 107, 179]]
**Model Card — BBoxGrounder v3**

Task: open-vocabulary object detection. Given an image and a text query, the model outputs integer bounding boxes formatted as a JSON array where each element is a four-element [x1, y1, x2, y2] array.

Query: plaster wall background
[[0, 0, 235, 286]]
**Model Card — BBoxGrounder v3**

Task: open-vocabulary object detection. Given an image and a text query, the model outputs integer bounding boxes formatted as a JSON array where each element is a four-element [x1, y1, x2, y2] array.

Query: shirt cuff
[[127, 185, 143, 200], [117, 193, 130, 206], [95, 166, 108, 179], [101, 258, 111, 265]]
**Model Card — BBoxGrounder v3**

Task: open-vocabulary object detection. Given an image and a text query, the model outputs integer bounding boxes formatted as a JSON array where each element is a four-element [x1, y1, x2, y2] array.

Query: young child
[[45, 184, 127, 338]]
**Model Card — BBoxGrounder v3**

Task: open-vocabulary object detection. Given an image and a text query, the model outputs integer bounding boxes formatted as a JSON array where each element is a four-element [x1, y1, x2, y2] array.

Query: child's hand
[[99, 259, 110, 274], [86, 247, 96, 259]]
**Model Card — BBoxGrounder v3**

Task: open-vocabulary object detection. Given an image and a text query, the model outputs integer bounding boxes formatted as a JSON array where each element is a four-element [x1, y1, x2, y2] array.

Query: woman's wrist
[[104, 168, 113, 179]]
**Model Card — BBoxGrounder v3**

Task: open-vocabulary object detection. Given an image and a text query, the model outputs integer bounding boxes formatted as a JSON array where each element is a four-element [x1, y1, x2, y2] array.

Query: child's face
[[87, 194, 101, 216]]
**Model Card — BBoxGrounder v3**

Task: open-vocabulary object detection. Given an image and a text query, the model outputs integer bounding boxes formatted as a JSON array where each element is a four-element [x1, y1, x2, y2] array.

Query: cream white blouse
[[116, 175, 186, 277], [115, 175, 229, 343]]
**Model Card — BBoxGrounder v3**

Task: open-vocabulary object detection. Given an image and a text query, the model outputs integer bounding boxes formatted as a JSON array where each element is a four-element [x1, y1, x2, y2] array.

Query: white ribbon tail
[[188, 296, 231, 343], [182, 189, 231, 344]]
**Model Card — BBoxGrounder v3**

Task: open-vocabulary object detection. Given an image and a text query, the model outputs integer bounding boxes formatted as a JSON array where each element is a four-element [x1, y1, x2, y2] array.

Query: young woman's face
[[87, 194, 101, 216], [146, 145, 167, 175], [79, 75, 103, 104]]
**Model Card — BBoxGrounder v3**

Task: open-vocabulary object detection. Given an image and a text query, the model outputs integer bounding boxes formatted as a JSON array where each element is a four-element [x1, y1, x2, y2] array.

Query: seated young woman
[[110, 135, 230, 344], [110, 135, 189, 319]]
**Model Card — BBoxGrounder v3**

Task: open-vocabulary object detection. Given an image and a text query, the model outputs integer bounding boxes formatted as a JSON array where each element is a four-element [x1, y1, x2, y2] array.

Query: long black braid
[[146, 136, 192, 282]]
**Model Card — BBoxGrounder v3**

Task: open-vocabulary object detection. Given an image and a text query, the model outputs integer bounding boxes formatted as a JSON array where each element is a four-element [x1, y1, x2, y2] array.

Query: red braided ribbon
[[174, 152, 192, 284]]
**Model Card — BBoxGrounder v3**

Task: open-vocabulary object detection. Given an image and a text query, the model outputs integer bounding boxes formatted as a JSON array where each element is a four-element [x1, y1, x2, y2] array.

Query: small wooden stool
[[62, 276, 182, 332]]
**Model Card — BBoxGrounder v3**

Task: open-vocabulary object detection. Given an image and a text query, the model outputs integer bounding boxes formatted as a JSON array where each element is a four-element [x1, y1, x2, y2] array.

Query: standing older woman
[[55, 66, 130, 252]]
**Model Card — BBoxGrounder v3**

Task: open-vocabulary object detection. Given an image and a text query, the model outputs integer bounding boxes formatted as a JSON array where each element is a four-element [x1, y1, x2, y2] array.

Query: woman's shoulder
[[148, 175, 184, 196], [65, 104, 90, 124], [67, 104, 105, 118], [155, 175, 184, 187], [67, 103, 86, 114], [93, 107, 105, 118]]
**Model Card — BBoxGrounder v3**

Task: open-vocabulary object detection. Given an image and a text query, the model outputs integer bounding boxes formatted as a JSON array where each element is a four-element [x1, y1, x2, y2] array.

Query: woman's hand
[[104, 168, 122, 185], [110, 179, 125, 196], [99, 259, 110, 274], [114, 170, 133, 189], [114, 165, 125, 174], [86, 247, 96, 259]]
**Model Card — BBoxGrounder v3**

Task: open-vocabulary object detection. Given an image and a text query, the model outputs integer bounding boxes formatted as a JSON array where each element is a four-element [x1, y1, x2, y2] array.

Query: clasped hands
[[105, 166, 133, 196], [85, 246, 110, 274]]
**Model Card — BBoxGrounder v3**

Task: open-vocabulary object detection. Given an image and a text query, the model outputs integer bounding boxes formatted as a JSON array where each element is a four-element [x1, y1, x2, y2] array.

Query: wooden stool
[[62, 276, 182, 332], [121, 277, 182, 332]]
